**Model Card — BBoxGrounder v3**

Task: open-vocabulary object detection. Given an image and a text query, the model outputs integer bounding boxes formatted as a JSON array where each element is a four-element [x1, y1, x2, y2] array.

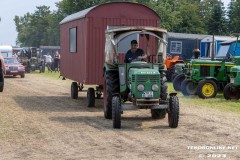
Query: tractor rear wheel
[[104, 71, 119, 119], [71, 82, 78, 99], [112, 96, 121, 129], [168, 95, 179, 128], [21, 73, 25, 78], [197, 79, 217, 99], [166, 64, 175, 82], [151, 73, 167, 119], [173, 73, 185, 91], [223, 83, 240, 100], [181, 79, 197, 96], [87, 88, 95, 107]]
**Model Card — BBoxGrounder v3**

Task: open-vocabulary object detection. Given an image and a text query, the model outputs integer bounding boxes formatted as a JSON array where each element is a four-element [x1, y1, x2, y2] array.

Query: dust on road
[[0, 74, 239, 160]]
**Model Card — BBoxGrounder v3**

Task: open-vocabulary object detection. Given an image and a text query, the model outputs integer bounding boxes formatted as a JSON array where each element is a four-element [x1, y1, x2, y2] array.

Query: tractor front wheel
[[168, 95, 179, 128], [173, 73, 185, 91], [197, 79, 217, 99], [223, 83, 239, 100], [87, 88, 95, 107], [112, 96, 121, 129], [181, 79, 197, 96]]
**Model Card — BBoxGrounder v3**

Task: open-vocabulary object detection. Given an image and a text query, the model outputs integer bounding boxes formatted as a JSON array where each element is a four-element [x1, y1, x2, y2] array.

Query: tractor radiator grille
[[132, 75, 135, 82], [200, 66, 210, 76], [137, 75, 159, 82]]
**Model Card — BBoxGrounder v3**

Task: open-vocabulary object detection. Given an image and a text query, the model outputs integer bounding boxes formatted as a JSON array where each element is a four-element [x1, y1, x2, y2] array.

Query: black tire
[[0, 72, 4, 92], [71, 82, 78, 99], [197, 79, 217, 99], [223, 83, 240, 100], [171, 73, 178, 81], [87, 88, 95, 107], [112, 96, 121, 129], [104, 71, 119, 119], [181, 79, 197, 96], [160, 72, 168, 100], [173, 73, 185, 91], [151, 72, 168, 119], [21, 73, 25, 78], [166, 64, 175, 82], [168, 95, 179, 128]]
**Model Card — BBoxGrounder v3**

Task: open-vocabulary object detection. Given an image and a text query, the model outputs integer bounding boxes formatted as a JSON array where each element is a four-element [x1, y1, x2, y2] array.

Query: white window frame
[[170, 41, 182, 54], [69, 27, 77, 53]]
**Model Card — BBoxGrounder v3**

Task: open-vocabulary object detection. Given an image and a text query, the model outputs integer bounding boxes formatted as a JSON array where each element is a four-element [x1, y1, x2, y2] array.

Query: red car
[[4, 57, 25, 78]]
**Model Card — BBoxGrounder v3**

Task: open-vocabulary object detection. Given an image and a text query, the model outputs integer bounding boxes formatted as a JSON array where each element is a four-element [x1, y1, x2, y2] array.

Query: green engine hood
[[128, 68, 160, 99]]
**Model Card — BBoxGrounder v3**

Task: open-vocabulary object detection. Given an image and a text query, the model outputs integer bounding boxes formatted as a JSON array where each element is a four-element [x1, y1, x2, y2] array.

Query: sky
[[0, 0, 61, 46], [0, 0, 231, 46]]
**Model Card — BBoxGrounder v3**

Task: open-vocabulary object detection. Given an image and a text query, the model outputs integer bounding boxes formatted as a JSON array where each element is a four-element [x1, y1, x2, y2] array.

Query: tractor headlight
[[137, 84, 144, 91], [152, 84, 159, 91]]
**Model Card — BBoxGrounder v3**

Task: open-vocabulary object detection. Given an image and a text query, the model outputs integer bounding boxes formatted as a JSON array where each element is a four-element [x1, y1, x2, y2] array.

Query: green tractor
[[103, 26, 179, 129], [223, 66, 240, 100], [180, 34, 240, 99]]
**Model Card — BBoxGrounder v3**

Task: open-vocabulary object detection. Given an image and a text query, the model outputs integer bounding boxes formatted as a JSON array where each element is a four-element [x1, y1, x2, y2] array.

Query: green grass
[[168, 82, 240, 114], [31, 68, 61, 79]]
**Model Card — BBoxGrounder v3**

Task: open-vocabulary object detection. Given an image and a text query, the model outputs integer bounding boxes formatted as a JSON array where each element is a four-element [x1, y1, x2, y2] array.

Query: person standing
[[53, 51, 60, 72], [45, 53, 53, 72], [0, 53, 6, 92]]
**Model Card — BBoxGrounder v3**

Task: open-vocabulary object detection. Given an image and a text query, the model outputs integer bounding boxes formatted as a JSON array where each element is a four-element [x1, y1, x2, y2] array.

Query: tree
[[228, 0, 240, 33]]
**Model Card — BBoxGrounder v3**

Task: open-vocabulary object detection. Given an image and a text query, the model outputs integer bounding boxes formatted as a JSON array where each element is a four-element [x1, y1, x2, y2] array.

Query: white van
[[0, 45, 13, 58]]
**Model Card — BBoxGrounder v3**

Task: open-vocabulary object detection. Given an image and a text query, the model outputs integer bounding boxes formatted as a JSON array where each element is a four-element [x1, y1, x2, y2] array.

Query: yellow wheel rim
[[202, 83, 215, 97]]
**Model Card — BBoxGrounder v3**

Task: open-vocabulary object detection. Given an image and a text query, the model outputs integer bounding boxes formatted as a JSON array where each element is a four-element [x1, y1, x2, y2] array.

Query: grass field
[[29, 69, 240, 114]]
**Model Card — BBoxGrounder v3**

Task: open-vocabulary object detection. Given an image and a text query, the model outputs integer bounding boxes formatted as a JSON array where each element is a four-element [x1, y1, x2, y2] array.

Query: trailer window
[[170, 41, 182, 54], [70, 27, 77, 53]]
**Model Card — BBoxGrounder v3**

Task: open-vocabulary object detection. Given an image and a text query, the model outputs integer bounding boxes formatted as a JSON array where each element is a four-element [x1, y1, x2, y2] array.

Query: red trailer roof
[[60, 2, 161, 85]]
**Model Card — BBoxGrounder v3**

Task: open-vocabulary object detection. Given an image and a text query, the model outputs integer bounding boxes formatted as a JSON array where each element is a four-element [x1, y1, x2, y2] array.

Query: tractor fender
[[204, 77, 219, 87]]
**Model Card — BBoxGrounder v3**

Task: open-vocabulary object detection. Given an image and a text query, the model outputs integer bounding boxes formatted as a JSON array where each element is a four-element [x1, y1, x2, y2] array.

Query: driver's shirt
[[124, 49, 144, 63]]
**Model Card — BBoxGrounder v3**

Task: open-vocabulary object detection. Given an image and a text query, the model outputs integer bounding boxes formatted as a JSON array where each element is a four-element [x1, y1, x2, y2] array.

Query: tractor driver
[[124, 40, 147, 63]]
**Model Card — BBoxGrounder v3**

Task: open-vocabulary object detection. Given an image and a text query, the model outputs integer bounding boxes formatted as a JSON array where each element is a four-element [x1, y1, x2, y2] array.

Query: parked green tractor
[[223, 66, 240, 100], [103, 26, 179, 129], [180, 34, 240, 99]]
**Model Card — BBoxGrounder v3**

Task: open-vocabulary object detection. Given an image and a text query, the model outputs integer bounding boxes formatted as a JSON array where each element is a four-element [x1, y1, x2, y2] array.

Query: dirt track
[[0, 74, 240, 160]]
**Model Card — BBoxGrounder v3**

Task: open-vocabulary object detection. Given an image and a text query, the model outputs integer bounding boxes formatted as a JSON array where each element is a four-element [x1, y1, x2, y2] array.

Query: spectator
[[45, 53, 53, 72], [53, 51, 60, 72]]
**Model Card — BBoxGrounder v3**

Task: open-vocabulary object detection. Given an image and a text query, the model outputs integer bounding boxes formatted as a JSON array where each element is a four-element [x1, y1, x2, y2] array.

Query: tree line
[[14, 0, 240, 47]]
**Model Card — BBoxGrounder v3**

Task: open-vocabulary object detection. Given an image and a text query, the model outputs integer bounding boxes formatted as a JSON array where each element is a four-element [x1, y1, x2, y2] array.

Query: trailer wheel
[[104, 71, 119, 119], [173, 73, 185, 91], [223, 83, 239, 100], [112, 96, 121, 129], [181, 79, 197, 96], [71, 82, 78, 99], [197, 79, 217, 99], [21, 73, 25, 78], [168, 95, 179, 128], [87, 88, 95, 107]]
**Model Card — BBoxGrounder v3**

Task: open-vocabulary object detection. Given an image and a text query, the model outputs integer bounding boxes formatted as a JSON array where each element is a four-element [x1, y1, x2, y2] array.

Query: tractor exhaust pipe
[[211, 35, 215, 61]]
